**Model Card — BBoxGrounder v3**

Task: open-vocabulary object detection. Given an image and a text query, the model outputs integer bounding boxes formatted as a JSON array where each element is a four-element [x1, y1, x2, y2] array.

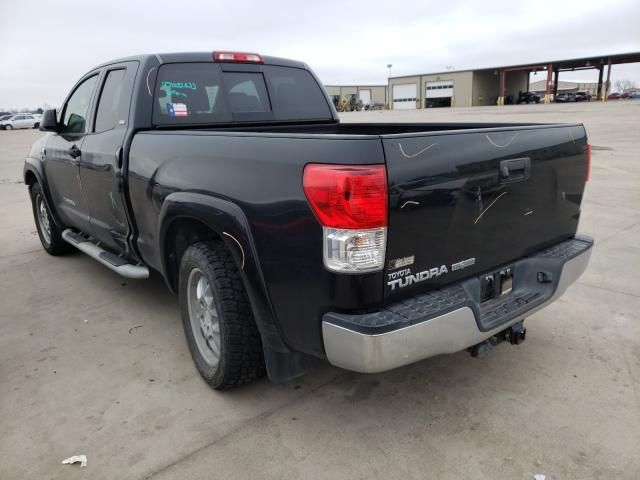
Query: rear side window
[[94, 69, 126, 132], [153, 63, 331, 125]]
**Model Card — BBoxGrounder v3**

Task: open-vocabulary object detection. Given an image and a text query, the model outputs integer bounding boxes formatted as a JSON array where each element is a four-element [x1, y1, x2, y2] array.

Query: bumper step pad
[[324, 236, 593, 336]]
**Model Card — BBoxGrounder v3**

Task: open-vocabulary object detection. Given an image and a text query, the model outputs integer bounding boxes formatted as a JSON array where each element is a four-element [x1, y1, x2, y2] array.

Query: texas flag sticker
[[167, 103, 188, 118]]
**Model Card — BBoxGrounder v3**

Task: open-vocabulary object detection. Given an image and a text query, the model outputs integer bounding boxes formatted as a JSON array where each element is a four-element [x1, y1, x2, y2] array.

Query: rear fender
[[158, 192, 290, 353]]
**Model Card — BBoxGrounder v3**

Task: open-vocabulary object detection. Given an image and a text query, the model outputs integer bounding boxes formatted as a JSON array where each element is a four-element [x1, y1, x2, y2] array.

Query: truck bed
[[130, 121, 588, 355], [161, 121, 545, 135]]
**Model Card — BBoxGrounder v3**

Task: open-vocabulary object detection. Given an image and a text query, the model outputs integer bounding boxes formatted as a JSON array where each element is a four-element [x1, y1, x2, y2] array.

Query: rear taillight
[[586, 143, 591, 182], [213, 51, 264, 63], [303, 164, 388, 273]]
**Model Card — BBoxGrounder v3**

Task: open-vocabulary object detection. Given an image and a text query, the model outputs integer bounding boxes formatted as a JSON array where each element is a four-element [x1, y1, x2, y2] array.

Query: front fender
[[24, 148, 63, 228], [158, 192, 290, 353]]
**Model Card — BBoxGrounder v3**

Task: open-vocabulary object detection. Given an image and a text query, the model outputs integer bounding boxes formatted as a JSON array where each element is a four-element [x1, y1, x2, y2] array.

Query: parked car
[[555, 92, 575, 103], [629, 91, 640, 99], [0, 114, 13, 122], [574, 91, 592, 102], [516, 91, 541, 104], [25, 51, 593, 389], [607, 92, 622, 100], [1, 114, 40, 130]]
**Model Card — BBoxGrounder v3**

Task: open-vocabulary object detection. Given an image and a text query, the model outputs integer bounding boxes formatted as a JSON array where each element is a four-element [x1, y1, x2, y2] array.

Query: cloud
[[0, 0, 638, 108]]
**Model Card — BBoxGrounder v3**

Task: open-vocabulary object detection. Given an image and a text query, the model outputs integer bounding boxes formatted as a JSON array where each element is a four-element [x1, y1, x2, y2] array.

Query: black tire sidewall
[[31, 183, 53, 251], [178, 245, 228, 387], [30, 183, 71, 255]]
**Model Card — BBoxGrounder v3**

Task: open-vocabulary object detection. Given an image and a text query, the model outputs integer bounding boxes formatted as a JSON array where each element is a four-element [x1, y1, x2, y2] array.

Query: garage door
[[426, 80, 454, 98], [359, 89, 371, 105], [393, 84, 417, 110], [425, 80, 453, 98]]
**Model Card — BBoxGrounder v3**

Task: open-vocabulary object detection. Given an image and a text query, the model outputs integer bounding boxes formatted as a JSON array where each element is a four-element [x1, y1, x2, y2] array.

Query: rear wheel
[[30, 183, 73, 255], [179, 240, 265, 389], [33, 123, 40, 129]]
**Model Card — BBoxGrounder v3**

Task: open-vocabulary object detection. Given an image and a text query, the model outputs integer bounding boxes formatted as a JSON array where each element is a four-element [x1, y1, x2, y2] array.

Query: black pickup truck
[[25, 51, 593, 389]]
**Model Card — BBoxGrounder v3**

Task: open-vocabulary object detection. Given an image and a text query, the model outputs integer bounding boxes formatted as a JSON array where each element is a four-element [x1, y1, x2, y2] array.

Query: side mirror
[[39, 109, 60, 132]]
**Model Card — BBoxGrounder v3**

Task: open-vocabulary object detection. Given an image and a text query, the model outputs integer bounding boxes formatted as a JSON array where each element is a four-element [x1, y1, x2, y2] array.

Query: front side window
[[62, 75, 98, 134], [94, 69, 127, 132]]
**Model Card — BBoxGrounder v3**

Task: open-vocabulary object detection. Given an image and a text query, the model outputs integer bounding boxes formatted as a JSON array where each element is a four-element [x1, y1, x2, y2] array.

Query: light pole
[[386, 64, 393, 108]]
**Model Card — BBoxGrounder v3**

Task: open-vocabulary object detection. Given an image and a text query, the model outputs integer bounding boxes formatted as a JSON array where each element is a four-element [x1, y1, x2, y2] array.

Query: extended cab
[[25, 51, 593, 389]]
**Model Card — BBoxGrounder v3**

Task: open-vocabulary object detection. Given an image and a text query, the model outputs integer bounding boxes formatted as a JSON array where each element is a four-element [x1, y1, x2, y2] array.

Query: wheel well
[[24, 170, 37, 187], [164, 217, 220, 292]]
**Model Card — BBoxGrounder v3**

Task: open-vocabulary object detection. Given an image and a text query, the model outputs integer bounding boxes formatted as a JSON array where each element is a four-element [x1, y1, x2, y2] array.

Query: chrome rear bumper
[[322, 236, 593, 374]]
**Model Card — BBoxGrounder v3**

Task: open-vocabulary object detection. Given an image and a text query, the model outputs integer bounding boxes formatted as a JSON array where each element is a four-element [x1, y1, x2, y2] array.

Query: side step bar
[[62, 229, 149, 279]]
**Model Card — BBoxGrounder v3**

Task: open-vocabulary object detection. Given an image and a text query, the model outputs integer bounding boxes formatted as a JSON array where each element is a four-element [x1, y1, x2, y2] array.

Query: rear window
[[152, 63, 331, 125]]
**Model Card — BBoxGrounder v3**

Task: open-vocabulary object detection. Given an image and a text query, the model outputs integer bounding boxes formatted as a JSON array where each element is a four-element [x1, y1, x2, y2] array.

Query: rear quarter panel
[[127, 131, 385, 356]]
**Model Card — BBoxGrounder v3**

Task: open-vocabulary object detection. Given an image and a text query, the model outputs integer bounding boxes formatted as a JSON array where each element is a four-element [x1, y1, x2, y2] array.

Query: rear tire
[[30, 183, 73, 255], [33, 123, 40, 129], [179, 240, 265, 389]]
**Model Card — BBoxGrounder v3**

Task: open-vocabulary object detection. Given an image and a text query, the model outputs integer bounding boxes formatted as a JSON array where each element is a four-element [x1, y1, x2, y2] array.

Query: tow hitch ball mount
[[469, 321, 527, 359]]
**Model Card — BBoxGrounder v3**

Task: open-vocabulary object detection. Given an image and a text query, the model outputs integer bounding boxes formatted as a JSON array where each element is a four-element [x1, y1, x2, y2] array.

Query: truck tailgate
[[383, 124, 589, 299]]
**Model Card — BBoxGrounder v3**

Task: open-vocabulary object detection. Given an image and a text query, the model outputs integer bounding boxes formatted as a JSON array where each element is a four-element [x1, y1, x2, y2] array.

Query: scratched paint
[[108, 191, 117, 210], [485, 132, 520, 148], [474, 191, 508, 225], [398, 142, 438, 158], [400, 200, 420, 209]]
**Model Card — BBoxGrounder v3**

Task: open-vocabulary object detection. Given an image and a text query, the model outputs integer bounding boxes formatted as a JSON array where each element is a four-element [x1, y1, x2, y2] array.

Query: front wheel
[[4, 124, 13, 130], [179, 240, 265, 389], [30, 183, 73, 255]]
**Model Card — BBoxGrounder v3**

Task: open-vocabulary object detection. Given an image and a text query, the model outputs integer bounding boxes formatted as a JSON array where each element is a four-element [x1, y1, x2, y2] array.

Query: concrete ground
[[1, 101, 639, 480]]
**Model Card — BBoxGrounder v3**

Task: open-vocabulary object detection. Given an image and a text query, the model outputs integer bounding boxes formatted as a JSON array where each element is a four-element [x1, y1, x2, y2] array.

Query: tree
[[614, 79, 636, 93]]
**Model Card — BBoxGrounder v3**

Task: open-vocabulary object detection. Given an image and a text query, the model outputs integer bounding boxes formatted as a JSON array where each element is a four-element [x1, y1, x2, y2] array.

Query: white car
[[1, 114, 40, 130]]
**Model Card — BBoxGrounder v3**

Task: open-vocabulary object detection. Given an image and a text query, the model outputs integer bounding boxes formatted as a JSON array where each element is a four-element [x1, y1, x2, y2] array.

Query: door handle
[[499, 157, 530, 183], [69, 145, 82, 159]]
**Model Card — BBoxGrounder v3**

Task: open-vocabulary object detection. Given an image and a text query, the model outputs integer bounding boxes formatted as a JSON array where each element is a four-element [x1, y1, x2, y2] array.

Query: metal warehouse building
[[324, 85, 388, 107], [386, 52, 640, 109]]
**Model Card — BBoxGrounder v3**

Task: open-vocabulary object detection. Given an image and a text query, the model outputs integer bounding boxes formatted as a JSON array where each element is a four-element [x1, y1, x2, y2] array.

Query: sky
[[1, 0, 639, 109]]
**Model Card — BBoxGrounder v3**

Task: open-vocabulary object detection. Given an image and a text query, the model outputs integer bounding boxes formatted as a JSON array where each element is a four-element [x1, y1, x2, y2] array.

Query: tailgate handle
[[500, 157, 530, 183]]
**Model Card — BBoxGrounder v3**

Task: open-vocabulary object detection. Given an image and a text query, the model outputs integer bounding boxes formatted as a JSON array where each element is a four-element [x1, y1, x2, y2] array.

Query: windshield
[[153, 63, 332, 126]]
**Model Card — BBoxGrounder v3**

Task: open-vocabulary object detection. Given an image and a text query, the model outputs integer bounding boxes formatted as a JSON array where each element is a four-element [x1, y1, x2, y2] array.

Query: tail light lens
[[586, 143, 591, 181], [303, 164, 388, 273]]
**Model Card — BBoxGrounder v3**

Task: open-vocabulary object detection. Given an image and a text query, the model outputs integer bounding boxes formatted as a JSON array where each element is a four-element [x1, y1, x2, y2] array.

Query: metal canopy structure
[[496, 52, 640, 105]]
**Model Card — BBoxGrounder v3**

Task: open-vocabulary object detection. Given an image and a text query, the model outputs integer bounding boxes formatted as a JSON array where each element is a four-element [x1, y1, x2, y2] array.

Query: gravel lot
[[1, 101, 639, 480]]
